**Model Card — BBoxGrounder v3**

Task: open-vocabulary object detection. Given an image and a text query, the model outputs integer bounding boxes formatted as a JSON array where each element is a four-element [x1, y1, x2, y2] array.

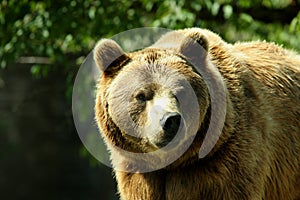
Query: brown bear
[[93, 28, 300, 200]]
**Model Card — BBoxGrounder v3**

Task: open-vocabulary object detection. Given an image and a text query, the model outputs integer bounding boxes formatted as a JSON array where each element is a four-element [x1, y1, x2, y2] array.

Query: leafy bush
[[1, 0, 299, 71]]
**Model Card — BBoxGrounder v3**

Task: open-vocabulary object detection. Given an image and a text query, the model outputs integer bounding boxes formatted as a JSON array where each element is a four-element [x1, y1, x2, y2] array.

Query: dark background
[[1, 0, 300, 199]]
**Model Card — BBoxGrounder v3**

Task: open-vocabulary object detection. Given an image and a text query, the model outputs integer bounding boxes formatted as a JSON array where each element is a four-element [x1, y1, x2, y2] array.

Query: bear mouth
[[154, 134, 176, 148], [151, 117, 186, 149]]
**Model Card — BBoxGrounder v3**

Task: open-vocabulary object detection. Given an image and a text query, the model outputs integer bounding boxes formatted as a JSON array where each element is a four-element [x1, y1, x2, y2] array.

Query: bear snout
[[160, 112, 181, 133], [154, 112, 182, 148]]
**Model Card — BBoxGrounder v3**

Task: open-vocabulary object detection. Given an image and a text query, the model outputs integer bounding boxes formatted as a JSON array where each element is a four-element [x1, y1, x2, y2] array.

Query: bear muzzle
[[154, 112, 182, 148]]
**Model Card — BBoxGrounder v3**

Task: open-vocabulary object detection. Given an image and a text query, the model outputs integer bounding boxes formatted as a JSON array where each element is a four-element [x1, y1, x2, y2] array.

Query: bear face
[[94, 36, 210, 155]]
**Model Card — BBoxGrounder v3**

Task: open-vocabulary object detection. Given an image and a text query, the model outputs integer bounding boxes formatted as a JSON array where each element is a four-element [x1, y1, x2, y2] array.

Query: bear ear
[[93, 39, 129, 75], [178, 33, 208, 67], [152, 31, 209, 67]]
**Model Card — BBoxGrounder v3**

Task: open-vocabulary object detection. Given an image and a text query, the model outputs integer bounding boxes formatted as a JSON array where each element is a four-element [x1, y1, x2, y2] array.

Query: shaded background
[[1, 0, 300, 199]]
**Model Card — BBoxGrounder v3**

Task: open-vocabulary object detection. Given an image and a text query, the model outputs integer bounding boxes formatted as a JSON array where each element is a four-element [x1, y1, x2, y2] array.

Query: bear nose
[[160, 112, 181, 134]]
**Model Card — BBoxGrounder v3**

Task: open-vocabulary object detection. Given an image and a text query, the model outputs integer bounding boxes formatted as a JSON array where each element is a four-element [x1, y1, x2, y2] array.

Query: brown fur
[[94, 28, 300, 200]]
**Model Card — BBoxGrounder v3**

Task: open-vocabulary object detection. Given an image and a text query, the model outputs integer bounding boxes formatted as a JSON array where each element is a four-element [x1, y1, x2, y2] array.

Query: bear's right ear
[[93, 39, 129, 75]]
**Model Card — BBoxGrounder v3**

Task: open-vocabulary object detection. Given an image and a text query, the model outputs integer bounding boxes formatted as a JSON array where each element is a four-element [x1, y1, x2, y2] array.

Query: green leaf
[[223, 5, 233, 19]]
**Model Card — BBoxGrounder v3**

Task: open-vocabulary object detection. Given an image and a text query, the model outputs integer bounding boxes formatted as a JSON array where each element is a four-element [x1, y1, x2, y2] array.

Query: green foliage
[[290, 11, 300, 33], [1, 0, 300, 71]]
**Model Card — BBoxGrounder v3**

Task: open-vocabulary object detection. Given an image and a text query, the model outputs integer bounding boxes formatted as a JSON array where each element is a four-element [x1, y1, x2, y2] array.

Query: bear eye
[[135, 93, 147, 102]]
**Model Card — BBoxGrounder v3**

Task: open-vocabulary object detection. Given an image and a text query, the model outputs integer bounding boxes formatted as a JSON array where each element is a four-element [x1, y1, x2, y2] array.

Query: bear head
[[94, 29, 219, 170]]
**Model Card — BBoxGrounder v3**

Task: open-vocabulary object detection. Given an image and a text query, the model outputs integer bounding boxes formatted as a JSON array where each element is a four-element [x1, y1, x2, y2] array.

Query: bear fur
[[94, 28, 300, 200]]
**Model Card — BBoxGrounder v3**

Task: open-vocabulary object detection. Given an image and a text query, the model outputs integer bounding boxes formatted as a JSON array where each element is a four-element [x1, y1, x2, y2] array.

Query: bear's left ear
[[178, 33, 208, 67], [93, 39, 129, 75], [152, 31, 209, 67]]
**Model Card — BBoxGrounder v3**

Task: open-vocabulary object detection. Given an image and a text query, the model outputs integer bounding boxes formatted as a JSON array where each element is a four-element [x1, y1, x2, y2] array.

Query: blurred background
[[1, 0, 300, 199]]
